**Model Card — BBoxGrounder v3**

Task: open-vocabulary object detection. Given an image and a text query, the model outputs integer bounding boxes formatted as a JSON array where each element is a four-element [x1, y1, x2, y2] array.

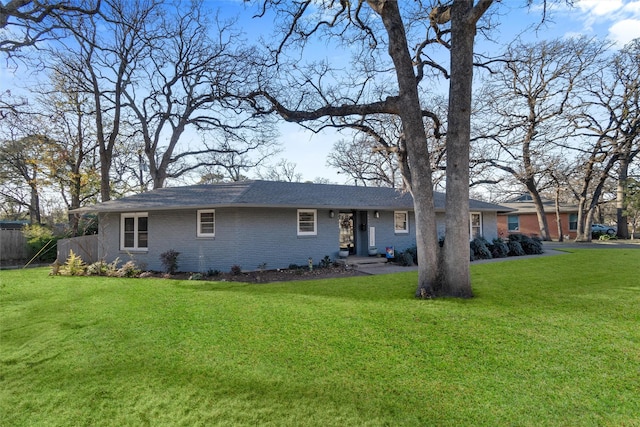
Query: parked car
[[591, 223, 616, 235]]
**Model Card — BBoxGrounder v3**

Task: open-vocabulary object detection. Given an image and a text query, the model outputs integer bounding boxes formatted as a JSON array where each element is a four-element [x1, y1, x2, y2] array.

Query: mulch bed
[[142, 265, 369, 283]]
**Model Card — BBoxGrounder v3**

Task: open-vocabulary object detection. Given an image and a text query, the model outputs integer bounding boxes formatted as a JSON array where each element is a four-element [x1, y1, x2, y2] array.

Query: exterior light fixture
[[329, 210, 335, 218], [374, 211, 380, 218]]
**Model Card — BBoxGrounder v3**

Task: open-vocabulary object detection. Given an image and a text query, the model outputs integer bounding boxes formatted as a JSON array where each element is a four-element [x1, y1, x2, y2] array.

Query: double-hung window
[[121, 213, 148, 251], [569, 213, 578, 231], [297, 209, 317, 236], [394, 211, 409, 234], [470, 212, 482, 239], [507, 215, 519, 232], [197, 209, 215, 237]]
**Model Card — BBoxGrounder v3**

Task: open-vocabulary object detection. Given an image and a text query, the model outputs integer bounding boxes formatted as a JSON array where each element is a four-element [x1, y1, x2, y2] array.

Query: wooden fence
[[57, 235, 99, 264], [0, 230, 29, 264]]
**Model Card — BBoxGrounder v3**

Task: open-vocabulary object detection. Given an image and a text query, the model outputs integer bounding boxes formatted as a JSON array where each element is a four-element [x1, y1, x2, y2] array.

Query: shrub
[[491, 239, 509, 258], [86, 260, 108, 276], [470, 237, 492, 260], [319, 256, 332, 269], [23, 224, 59, 262], [58, 250, 86, 276], [403, 245, 418, 265], [230, 265, 242, 275], [159, 249, 180, 274], [116, 261, 141, 278], [599, 233, 617, 241], [207, 268, 221, 277], [397, 251, 414, 266], [519, 235, 543, 255], [507, 240, 525, 256]]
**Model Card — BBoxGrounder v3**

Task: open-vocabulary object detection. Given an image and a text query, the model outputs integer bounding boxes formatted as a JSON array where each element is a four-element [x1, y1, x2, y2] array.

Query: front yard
[[1, 249, 639, 426]]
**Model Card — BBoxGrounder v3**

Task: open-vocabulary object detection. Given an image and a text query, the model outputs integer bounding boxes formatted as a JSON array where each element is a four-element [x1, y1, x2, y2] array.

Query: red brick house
[[497, 195, 579, 240]]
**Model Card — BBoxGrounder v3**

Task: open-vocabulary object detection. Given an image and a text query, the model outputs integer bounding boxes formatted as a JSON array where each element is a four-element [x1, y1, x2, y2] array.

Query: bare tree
[[46, 0, 156, 202], [121, 2, 279, 189], [327, 135, 401, 188], [257, 159, 303, 182], [474, 37, 608, 240], [326, 112, 447, 189], [248, 0, 495, 298], [568, 39, 640, 240], [0, 0, 100, 54], [608, 40, 640, 239]]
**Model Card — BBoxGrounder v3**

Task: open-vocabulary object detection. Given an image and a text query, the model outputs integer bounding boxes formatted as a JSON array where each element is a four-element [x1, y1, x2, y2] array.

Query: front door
[[339, 212, 355, 254]]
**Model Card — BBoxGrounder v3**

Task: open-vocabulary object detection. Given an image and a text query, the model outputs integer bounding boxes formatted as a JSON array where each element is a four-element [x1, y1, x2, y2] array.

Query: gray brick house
[[75, 180, 510, 272]]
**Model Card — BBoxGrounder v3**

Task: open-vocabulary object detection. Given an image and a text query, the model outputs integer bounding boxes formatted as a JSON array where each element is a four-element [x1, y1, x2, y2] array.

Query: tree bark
[[369, 0, 441, 296], [616, 157, 630, 239], [441, 0, 480, 298]]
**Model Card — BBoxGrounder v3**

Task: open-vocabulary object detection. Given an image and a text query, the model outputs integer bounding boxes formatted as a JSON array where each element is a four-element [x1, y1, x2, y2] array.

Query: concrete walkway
[[350, 240, 640, 275]]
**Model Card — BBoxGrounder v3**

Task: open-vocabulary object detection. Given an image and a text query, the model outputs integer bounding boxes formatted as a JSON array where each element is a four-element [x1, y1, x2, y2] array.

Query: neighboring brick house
[[74, 180, 512, 273], [497, 195, 579, 240]]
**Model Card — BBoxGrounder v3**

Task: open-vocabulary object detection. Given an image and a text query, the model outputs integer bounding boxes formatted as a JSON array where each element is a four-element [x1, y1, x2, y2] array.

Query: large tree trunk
[[441, 0, 477, 298], [616, 158, 630, 239], [371, 0, 441, 296], [29, 179, 41, 224], [525, 180, 551, 241], [554, 186, 564, 242]]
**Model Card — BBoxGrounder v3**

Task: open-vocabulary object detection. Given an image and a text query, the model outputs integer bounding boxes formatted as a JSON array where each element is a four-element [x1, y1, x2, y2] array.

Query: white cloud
[[608, 19, 640, 46], [576, 0, 624, 16]]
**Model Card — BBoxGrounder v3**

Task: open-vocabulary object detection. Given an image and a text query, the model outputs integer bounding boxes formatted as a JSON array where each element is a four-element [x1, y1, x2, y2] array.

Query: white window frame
[[470, 212, 482, 240], [197, 209, 216, 238], [569, 213, 578, 231], [394, 211, 409, 234], [297, 209, 317, 236], [120, 212, 148, 251], [507, 214, 519, 232]]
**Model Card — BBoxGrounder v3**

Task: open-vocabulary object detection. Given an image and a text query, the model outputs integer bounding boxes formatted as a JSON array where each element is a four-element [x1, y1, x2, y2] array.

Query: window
[[120, 213, 148, 251], [197, 209, 215, 237], [507, 215, 519, 232], [470, 212, 482, 239], [297, 209, 317, 236], [394, 211, 409, 233], [569, 213, 578, 231]]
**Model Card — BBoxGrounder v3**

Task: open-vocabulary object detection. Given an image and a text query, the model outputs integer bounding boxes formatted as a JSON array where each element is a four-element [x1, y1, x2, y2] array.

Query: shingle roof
[[74, 180, 511, 213], [497, 200, 579, 215]]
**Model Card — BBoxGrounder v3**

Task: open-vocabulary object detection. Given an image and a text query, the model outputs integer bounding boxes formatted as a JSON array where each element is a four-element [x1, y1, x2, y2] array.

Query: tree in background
[[0, 0, 100, 54], [38, 67, 101, 234], [474, 37, 608, 241], [120, 2, 279, 189], [624, 178, 640, 238], [569, 38, 640, 240]]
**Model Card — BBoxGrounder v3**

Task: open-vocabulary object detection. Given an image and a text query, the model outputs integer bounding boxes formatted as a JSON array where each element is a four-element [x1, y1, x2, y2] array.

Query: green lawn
[[1, 249, 639, 426]]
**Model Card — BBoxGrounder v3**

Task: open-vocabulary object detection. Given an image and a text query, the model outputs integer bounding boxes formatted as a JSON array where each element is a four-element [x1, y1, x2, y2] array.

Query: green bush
[[491, 239, 509, 258], [520, 235, 543, 255], [397, 251, 414, 266], [507, 240, 525, 256], [23, 224, 59, 262], [403, 246, 418, 265], [470, 237, 492, 260]]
